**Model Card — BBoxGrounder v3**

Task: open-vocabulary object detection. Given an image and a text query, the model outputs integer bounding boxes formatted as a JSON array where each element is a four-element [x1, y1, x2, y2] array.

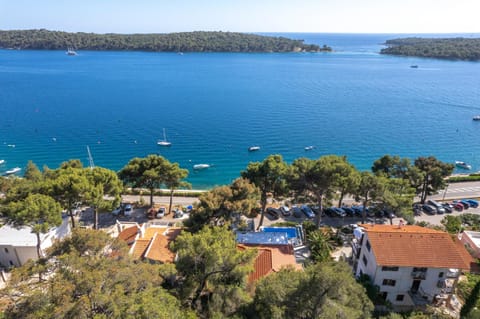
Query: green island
[[0, 29, 331, 53], [380, 37, 480, 60]]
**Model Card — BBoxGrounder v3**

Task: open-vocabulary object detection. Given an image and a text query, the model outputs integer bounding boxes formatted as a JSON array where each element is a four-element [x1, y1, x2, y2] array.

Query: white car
[[156, 207, 166, 218], [124, 204, 133, 217]]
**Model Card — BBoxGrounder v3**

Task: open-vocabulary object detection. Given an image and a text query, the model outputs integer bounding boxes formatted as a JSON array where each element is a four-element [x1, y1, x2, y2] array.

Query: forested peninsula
[[381, 37, 480, 60], [0, 29, 331, 53]]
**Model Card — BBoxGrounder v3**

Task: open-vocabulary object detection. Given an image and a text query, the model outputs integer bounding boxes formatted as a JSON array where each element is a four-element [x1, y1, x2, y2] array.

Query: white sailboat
[[66, 47, 77, 56], [193, 164, 210, 170], [157, 128, 172, 146], [4, 167, 21, 175]]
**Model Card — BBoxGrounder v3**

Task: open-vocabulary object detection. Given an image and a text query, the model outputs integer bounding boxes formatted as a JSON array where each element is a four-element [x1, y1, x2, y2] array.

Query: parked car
[[301, 205, 315, 219], [157, 207, 166, 218], [332, 207, 347, 218], [310, 205, 324, 216], [422, 204, 436, 215], [112, 206, 122, 216], [124, 204, 133, 217], [280, 206, 291, 216], [351, 205, 366, 217], [456, 200, 470, 209], [341, 206, 355, 217], [266, 207, 280, 219], [452, 202, 464, 212], [383, 210, 396, 219], [292, 205, 302, 218], [465, 199, 479, 208], [427, 200, 445, 214], [441, 203, 453, 213], [173, 209, 184, 218]]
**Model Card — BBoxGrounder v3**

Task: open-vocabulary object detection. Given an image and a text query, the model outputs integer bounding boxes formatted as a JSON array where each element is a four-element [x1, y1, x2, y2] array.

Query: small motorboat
[[4, 167, 21, 175], [410, 65, 418, 68], [0, 160, 5, 165], [455, 161, 472, 170], [248, 146, 260, 152], [473, 116, 480, 121], [193, 164, 210, 170], [305, 146, 315, 151]]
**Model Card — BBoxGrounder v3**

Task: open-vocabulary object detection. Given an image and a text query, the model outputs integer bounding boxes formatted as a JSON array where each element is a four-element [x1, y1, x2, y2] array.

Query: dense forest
[[0, 29, 331, 53], [380, 37, 480, 60]]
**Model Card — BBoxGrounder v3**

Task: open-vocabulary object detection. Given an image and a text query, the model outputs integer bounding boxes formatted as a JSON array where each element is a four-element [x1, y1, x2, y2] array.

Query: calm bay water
[[1, 33, 480, 188]]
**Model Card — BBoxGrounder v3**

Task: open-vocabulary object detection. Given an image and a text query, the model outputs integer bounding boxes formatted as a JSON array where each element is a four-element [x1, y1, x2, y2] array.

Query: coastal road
[[430, 181, 480, 201]]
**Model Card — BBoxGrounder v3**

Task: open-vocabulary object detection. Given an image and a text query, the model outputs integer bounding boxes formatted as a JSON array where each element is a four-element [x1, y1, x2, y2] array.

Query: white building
[[352, 224, 473, 310], [0, 216, 70, 268], [459, 231, 480, 259]]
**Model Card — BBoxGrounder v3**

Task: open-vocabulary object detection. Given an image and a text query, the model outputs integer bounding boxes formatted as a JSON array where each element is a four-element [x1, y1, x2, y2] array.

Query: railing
[[446, 270, 460, 278], [411, 271, 427, 279]]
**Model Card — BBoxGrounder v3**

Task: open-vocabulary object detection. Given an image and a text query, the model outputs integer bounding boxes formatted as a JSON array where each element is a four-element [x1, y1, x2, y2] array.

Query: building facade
[[352, 224, 473, 310]]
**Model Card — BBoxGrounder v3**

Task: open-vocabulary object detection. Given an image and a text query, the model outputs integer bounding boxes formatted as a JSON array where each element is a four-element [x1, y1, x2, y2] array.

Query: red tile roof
[[238, 244, 302, 283], [360, 224, 472, 270], [118, 225, 140, 245]]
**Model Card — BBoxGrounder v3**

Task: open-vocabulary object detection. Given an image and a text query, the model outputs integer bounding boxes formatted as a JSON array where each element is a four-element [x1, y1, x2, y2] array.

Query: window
[[382, 266, 399, 271], [366, 240, 371, 252], [396, 294, 404, 301], [413, 267, 427, 272], [439, 272, 444, 278], [9, 261, 14, 266], [362, 255, 368, 266], [382, 279, 396, 286], [4, 248, 8, 253]]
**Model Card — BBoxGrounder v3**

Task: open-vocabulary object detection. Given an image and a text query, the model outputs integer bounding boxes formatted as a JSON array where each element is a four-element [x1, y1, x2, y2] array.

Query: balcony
[[437, 278, 455, 294], [446, 269, 460, 278], [411, 271, 427, 280]]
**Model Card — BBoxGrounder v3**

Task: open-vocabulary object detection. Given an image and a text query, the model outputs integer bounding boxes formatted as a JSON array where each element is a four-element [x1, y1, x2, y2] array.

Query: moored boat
[[410, 65, 418, 68], [66, 47, 77, 56], [0, 160, 5, 165], [305, 146, 314, 151], [193, 164, 210, 170], [4, 167, 21, 175], [473, 116, 480, 121], [157, 128, 172, 146], [455, 161, 472, 170], [248, 146, 260, 152]]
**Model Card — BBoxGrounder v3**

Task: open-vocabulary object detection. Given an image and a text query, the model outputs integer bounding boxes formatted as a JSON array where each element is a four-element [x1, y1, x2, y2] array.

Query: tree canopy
[[0, 29, 331, 53], [380, 37, 480, 61]]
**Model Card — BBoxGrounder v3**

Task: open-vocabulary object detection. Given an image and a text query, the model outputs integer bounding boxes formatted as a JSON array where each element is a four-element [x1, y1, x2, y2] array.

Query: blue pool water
[[1, 33, 480, 188], [261, 227, 298, 239]]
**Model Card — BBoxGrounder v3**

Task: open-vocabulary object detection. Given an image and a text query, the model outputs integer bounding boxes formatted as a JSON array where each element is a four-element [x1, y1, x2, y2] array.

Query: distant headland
[[381, 37, 480, 61], [0, 29, 331, 53]]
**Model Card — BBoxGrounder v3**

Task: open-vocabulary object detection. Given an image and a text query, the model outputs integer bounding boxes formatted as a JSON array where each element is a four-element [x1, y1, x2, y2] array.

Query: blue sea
[[1, 33, 480, 189]]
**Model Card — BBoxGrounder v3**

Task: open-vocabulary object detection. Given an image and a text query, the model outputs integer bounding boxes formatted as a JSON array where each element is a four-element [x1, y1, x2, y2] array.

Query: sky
[[0, 0, 479, 34]]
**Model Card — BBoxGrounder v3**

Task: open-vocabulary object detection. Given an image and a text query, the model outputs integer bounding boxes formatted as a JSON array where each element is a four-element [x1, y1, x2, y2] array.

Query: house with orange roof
[[352, 224, 475, 310], [117, 221, 181, 263]]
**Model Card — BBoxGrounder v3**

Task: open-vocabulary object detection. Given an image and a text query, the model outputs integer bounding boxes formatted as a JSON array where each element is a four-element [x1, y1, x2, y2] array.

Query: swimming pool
[[261, 227, 298, 239]]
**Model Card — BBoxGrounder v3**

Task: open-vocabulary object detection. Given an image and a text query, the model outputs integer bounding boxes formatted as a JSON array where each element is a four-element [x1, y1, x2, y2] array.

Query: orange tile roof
[[238, 244, 302, 283], [144, 228, 182, 263], [132, 238, 151, 259], [361, 224, 471, 270], [118, 225, 140, 245]]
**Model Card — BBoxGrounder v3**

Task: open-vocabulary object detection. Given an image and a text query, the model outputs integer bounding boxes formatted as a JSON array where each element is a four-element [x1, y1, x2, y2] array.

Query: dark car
[[352, 205, 368, 217], [324, 207, 336, 217], [266, 207, 281, 219], [465, 199, 479, 208], [441, 203, 453, 213], [311, 205, 324, 216], [341, 206, 355, 217], [383, 210, 396, 219], [332, 207, 347, 218], [412, 204, 422, 216], [301, 205, 315, 219], [292, 206, 303, 218], [280, 206, 291, 216], [422, 204, 436, 215]]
